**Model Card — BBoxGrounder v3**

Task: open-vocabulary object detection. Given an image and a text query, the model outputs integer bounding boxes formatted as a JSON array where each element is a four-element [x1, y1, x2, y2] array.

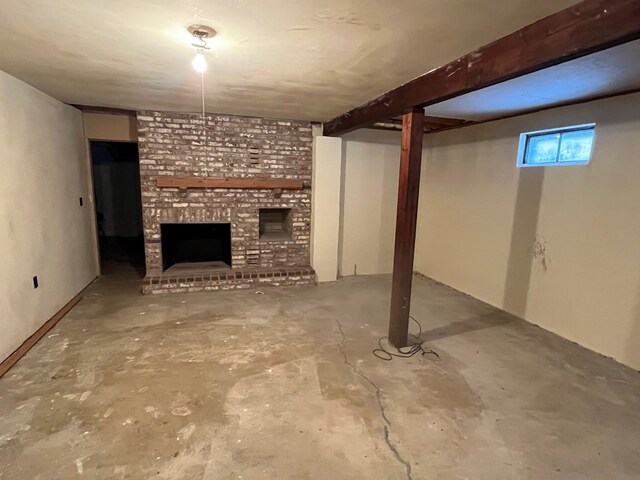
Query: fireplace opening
[[161, 223, 232, 272], [259, 208, 293, 241]]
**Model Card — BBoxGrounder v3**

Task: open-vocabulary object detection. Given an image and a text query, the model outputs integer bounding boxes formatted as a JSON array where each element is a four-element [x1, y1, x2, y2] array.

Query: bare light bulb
[[192, 52, 207, 73]]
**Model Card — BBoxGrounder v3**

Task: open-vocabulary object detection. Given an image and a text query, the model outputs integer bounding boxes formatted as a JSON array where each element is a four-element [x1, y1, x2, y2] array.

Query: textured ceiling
[[0, 0, 579, 121]]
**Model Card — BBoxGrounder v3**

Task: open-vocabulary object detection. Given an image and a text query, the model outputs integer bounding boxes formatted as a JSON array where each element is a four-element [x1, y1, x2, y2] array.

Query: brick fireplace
[[137, 111, 315, 294]]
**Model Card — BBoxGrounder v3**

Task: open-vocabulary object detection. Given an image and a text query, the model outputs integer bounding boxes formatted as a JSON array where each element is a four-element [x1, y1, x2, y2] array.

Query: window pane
[[558, 129, 594, 163], [526, 133, 560, 164]]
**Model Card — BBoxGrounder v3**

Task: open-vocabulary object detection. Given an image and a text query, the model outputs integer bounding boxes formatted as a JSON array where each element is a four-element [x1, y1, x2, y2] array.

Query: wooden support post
[[389, 108, 425, 348]]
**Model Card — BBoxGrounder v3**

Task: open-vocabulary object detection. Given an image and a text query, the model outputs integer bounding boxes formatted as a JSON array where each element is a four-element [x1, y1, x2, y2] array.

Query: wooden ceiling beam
[[370, 121, 404, 132], [390, 115, 468, 127], [370, 115, 472, 133], [324, 0, 640, 136]]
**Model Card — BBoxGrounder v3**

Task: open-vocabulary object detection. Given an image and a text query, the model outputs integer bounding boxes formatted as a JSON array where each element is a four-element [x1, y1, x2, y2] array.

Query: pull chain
[[201, 70, 205, 117], [201, 71, 208, 176]]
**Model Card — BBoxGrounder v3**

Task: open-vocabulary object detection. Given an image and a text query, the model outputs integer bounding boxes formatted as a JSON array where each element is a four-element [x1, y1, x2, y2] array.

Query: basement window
[[517, 123, 595, 167], [259, 208, 293, 241]]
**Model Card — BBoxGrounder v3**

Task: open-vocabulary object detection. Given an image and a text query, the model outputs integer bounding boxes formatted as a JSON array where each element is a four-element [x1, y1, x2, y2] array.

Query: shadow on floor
[[99, 236, 145, 278], [417, 311, 514, 343]]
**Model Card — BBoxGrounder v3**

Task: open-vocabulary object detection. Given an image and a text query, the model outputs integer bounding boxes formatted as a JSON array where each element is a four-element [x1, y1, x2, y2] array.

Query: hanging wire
[[200, 70, 205, 117], [200, 70, 209, 176]]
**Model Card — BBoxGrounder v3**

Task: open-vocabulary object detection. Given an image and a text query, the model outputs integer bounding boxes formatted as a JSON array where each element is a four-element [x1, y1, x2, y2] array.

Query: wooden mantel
[[156, 176, 304, 190]]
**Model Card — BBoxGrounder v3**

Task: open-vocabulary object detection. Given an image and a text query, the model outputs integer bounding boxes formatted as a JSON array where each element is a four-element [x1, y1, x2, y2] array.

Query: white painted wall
[[311, 136, 343, 282], [0, 71, 98, 362], [415, 93, 640, 369], [339, 129, 400, 276]]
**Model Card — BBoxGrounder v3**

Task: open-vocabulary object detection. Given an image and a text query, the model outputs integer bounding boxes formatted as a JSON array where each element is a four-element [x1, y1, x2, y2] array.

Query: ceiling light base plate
[[187, 24, 217, 40]]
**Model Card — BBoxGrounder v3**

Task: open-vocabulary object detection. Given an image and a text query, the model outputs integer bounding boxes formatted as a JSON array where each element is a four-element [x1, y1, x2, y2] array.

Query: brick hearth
[[142, 266, 315, 295]]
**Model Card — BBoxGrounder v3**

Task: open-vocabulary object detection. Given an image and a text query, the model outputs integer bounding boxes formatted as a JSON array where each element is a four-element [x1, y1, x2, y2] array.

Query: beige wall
[[339, 129, 400, 276], [335, 93, 640, 369], [0, 71, 98, 362], [415, 93, 640, 369], [82, 112, 137, 142], [311, 136, 343, 282]]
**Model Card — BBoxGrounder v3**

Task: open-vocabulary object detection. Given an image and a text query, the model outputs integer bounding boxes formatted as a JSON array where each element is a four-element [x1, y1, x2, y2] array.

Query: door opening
[[90, 141, 145, 277]]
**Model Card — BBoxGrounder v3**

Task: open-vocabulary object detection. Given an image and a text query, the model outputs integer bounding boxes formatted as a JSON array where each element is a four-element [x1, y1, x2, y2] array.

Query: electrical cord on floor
[[372, 316, 440, 361]]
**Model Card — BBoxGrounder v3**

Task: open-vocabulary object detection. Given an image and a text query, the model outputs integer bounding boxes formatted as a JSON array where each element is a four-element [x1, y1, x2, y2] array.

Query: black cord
[[372, 316, 439, 361]]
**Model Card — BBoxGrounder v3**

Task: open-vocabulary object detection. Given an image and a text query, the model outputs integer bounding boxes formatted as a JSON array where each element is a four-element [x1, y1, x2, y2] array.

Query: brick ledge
[[142, 266, 316, 295]]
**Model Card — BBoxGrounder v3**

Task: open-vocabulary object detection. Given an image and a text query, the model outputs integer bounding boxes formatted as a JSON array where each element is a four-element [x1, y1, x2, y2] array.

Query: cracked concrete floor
[[1, 266, 640, 479]]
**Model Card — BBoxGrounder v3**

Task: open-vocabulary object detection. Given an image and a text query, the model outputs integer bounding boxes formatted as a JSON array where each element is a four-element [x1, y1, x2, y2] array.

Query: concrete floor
[[1, 266, 640, 479]]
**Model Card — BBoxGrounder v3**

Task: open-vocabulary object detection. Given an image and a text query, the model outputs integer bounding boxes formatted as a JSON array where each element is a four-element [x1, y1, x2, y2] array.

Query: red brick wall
[[137, 111, 313, 276]]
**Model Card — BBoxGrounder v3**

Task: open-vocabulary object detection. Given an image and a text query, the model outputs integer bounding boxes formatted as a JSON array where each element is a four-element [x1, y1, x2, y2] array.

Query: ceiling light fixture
[[188, 24, 216, 73]]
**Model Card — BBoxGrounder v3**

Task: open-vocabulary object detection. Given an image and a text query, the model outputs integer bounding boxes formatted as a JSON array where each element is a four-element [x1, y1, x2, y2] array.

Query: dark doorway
[[161, 223, 232, 272], [90, 141, 145, 276]]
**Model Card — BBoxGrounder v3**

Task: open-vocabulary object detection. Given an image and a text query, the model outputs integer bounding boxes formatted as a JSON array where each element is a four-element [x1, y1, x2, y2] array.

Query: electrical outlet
[[33, 276, 38, 289]]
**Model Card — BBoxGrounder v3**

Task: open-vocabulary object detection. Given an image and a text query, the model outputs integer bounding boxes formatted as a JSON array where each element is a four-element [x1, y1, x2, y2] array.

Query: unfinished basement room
[[1, 0, 640, 478]]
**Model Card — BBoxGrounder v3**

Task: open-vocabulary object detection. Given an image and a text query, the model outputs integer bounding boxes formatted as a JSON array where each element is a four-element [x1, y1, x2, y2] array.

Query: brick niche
[[137, 110, 315, 294]]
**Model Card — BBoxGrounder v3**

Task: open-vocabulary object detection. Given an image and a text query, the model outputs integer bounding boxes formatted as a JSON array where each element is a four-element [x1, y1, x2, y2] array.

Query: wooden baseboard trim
[[0, 279, 96, 379]]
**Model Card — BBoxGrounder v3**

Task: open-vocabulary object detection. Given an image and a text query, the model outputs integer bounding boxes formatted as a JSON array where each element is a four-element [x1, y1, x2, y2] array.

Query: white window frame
[[517, 123, 596, 167]]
